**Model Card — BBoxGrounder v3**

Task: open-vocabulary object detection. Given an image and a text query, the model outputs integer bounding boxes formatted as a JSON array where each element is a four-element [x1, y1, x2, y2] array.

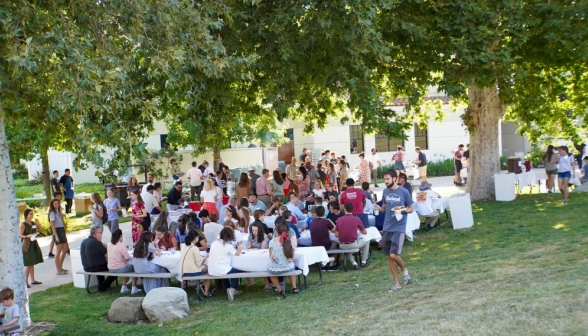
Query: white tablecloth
[[229, 246, 329, 276], [128, 250, 188, 281], [406, 212, 420, 241], [298, 227, 381, 246], [406, 166, 419, 179], [263, 215, 278, 229], [515, 171, 537, 188], [431, 197, 450, 213]]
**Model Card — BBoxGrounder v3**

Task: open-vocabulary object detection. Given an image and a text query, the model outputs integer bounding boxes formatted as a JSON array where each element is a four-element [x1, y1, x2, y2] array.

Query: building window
[[414, 123, 429, 150], [349, 125, 364, 154], [375, 133, 404, 152], [284, 128, 294, 141], [160, 134, 170, 149]]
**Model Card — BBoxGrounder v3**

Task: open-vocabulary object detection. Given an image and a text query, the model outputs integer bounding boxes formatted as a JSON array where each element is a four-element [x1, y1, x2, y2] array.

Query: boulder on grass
[[142, 287, 189, 323], [108, 297, 147, 323]]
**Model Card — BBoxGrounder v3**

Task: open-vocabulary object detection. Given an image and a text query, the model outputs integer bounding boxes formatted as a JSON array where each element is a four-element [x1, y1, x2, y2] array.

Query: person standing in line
[[103, 188, 122, 233], [59, 168, 75, 214], [373, 170, 414, 292], [557, 146, 576, 205], [49, 198, 69, 275], [286, 157, 299, 196], [256, 169, 274, 207], [248, 165, 260, 196], [170, 158, 184, 181], [415, 147, 428, 182], [126, 176, 140, 201], [141, 173, 155, 193], [542, 145, 559, 193], [357, 152, 371, 185], [20, 209, 44, 288], [574, 142, 586, 169], [186, 161, 203, 201], [369, 149, 382, 187], [340, 178, 368, 228], [392, 146, 406, 176], [51, 170, 61, 197], [462, 143, 470, 184], [453, 144, 465, 186], [89, 192, 105, 229]]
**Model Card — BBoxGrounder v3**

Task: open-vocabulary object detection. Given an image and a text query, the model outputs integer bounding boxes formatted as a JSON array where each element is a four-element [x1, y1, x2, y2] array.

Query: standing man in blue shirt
[[374, 170, 414, 293]]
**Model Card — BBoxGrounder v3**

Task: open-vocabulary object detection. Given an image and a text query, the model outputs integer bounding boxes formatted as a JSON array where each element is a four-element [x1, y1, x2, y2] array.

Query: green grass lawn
[[29, 192, 588, 335]]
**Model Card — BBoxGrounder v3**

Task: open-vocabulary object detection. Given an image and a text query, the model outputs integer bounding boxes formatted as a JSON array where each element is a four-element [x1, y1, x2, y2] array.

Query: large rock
[[108, 297, 147, 323], [142, 287, 190, 323]]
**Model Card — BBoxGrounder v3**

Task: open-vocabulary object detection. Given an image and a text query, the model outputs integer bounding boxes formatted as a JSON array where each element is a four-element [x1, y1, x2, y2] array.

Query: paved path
[[27, 172, 550, 294]]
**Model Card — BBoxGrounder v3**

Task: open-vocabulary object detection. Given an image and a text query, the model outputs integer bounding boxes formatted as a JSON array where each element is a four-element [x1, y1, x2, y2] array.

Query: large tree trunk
[[213, 145, 221, 172], [0, 113, 31, 327], [41, 149, 52, 206], [465, 85, 505, 201]]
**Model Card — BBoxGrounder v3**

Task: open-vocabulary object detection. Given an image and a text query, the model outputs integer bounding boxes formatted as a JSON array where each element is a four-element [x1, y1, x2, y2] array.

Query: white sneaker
[[226, 288, 235, 302], [131, 287, 142, 295], [234, 289, 243, 295], [120, 286, 130, 294]]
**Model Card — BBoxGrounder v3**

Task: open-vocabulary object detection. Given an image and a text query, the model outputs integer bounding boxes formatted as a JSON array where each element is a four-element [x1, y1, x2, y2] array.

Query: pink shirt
[[340, 187, 365, 215], [256, 176, 271, 196], [107, 242, 130, 270]]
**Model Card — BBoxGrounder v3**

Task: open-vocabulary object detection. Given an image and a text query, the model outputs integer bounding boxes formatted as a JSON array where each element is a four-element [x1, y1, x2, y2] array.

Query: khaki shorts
[[418, 166, 427, 177]]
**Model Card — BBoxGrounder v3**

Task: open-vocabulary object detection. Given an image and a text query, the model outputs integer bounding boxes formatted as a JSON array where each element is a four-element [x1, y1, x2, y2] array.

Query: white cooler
[[70, 248, 97, 288], [448, 193, 474, 230], [494, 172, 516, 201]]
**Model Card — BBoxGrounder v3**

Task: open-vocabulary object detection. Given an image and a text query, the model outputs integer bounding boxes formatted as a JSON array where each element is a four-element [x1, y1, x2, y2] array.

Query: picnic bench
[[183, 270, 303, 300], [327, 248, 360, 272], [76, 270, 177, 294]]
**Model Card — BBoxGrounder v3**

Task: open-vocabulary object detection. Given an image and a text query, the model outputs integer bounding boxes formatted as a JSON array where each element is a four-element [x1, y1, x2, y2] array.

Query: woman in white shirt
[[208, 227, 244, 302], [200, 180, 219, 216], [181, 230, 211, 297], [557, 146, 576, 205]]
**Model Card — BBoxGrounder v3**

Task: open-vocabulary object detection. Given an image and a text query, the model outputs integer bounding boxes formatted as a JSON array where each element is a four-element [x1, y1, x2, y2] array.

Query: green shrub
[[427, 159, 456, 177], [500, 155, 508, 170], [27, 206, 71, 237]]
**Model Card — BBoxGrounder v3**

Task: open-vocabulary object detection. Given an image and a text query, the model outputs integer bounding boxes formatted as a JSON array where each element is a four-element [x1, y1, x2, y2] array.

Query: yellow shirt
[[181, 245, 205, 274]]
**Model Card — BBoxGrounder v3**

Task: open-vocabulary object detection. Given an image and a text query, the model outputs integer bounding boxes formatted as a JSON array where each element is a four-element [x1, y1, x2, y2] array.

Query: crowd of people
[[542, 145, 586, 205]]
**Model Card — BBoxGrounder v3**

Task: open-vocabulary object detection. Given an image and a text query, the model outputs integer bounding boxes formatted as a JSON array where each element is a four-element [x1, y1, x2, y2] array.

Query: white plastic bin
[[71, 248, 97, 288], [448, 193, 474, 230], [494, 172, 516, 201]]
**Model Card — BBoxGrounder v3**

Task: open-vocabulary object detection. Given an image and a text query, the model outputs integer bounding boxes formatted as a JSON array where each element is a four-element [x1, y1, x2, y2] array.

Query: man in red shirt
[[340, 178, 369, 228], [335, 202, 369, 270]]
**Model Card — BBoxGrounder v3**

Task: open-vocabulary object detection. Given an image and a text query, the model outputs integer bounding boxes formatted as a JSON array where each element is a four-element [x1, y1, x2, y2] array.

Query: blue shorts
[[110, 264, 134, 273], [558, 171, 571, 179], [394, 162, 405, 170]]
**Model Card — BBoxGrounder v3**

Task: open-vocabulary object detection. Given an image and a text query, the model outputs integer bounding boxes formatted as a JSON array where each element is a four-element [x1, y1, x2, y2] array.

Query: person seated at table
[[154, 224, 179, 251], [249, 194, 268, 212], [167, 180, 184, 212], [397, 173, 413, 196], [278, 205, 298, 226], [313, 180, 326, 198], [238, 207, 253, 234], [151, 210, 169, 234], [186, 211, 201, 228], [303, 192, 316, 214], [267, 222, 300, 296], [363, 198, 374, 215], [335, 202, 369, 270], [303, 207, 317, 232], [581, 156, 588, 184], [224, 205, 240, 225], [285, 193, 306, 222], [314, 197, 330, 218], [248, 221, 268, 249], [374, 199, 385, 232], [81, 227, 118, 292], [108, 229, 140, 294], [252, 209, 272, 239], [238, 197, 250, 211], [361, 182, 373, 202], [327, 201, 344, 225], [282, 210, 302, 243], [310, 206, 339, 270], [274, 216, 298, 248], [175, 219, 189, 245], [414, 181, 441, 231], [133, 231, 168, 293], [203, 214, 223, 250], [181, 231, 211, 298], [325, 183, 339, 201], [188, 223, 207, 251], [265, 196, 283, 216], [208, 227, 244, 302]]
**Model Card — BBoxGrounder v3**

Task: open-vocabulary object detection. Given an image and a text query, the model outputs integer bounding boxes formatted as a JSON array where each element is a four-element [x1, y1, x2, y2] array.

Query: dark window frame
[[414, 123, 429, 150], [349, 125, 365, 154], [375, 132, 405, 152]]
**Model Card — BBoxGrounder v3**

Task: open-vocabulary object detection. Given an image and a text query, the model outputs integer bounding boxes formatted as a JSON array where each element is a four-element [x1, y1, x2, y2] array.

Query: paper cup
[[374, 210, 379, 216], [30, 235, 36, 241]]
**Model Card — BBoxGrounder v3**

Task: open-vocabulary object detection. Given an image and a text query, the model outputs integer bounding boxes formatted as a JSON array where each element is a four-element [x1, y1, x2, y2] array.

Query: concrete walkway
[[27, 171, 551, 294]]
